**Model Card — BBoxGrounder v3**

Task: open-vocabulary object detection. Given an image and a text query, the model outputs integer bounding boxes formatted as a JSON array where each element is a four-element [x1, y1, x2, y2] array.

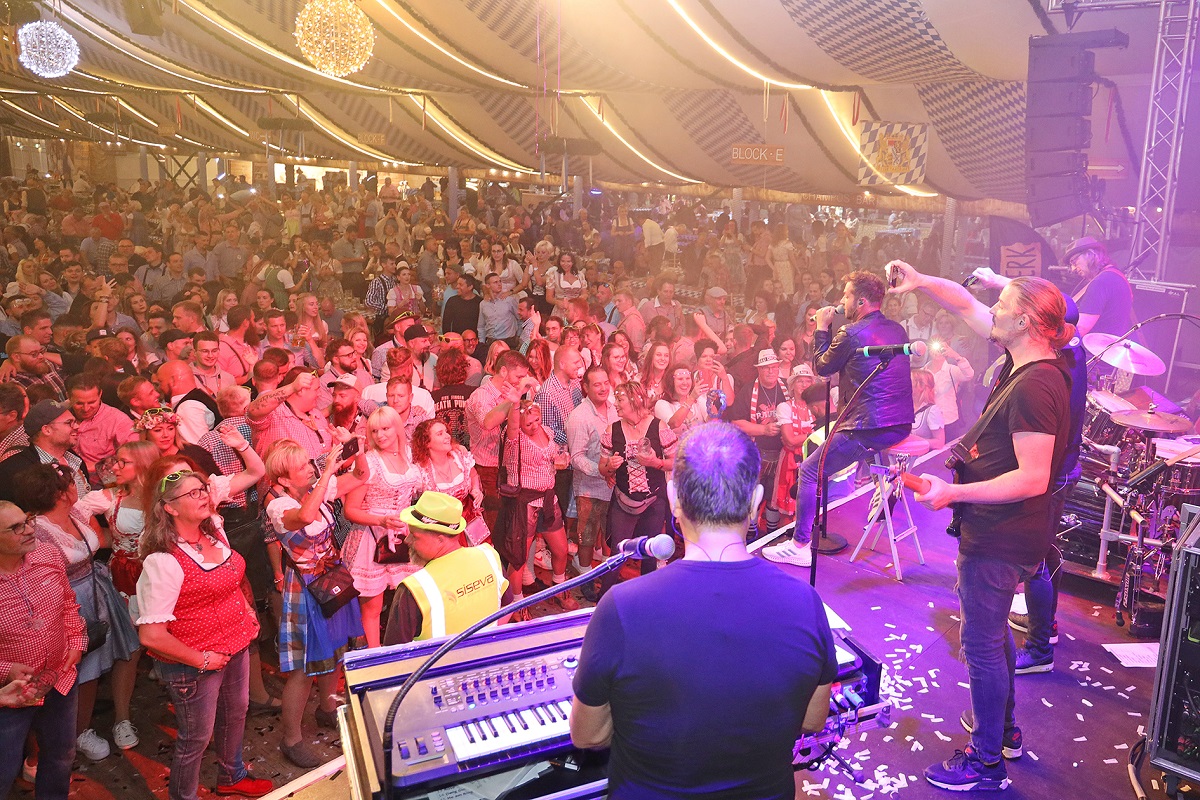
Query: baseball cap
[[24, 399, 72, 437]]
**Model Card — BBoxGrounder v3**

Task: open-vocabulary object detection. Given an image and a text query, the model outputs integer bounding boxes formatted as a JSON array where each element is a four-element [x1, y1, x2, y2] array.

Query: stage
[[37, 455, 1174, 800]]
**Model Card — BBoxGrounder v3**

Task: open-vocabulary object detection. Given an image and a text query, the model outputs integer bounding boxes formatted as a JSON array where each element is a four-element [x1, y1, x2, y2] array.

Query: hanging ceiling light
[[294, 0, 374, 78], [17, 20, 81, 79]]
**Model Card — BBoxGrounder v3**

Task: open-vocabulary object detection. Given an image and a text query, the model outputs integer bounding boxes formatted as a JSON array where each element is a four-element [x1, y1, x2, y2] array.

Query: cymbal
[[1111, 409, 1193, 434], [1082, 333, 1166, 376]]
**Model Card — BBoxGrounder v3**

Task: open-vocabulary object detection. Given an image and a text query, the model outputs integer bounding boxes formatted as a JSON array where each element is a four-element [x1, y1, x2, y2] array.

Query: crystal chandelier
[[294, 0, 374, 78], [17, 20, 80, 79]]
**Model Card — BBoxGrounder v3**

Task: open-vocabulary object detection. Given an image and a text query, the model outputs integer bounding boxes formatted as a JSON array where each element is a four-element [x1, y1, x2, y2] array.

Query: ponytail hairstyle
[[1009, 276, 1075, 350]]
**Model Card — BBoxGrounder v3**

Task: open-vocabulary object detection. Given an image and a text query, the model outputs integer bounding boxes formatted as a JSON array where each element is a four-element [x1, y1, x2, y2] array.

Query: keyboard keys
[[444, 700, 573, 764]]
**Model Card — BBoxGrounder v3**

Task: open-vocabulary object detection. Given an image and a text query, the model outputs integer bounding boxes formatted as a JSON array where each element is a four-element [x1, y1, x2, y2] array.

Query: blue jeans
[[0, 683, 78, 800], [1023, 484, 1071, 658], [157, 648, 251, 800], [957, 556, 1038, 765], [793, 425, 911, 544]]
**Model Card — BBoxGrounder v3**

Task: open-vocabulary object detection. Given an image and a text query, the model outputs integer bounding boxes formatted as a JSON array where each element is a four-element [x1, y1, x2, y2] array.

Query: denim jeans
[[1023, 484, 1071, 657], [0, 683, 78, 800], [157, 647, 251, 800], [600, 494, 667, 596], [793, 424, 911, 544], [957, 556, 1038, 765]]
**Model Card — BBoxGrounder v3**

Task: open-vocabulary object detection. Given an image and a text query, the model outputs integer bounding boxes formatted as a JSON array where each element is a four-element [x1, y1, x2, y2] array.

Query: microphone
[[809, 304, 845, 322], [858, 341, 927, 359], [617, 534, 676, 560]]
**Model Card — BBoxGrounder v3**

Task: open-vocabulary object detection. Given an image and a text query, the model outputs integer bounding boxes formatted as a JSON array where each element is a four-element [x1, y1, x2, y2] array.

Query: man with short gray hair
[[570, 422, 837, 798]]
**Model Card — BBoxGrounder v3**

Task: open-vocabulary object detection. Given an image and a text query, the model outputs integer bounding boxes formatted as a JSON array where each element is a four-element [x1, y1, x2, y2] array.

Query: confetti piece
[[1077, 713, 1085, 722], [1125, 686, 1137, 692], [911, 741, 923, 752], [1104, 759, 1119, 765], [1029, 751, 1039, 761], [1082, 699, 1093, 707], [1100, 667, 1113, 674], [1065, 633, 1076, 641], [1114, 743, 1129, 750], [884, 623, 897, 629], [958, 682, 970, 689], [1127, 712, 1142, 717], [935, 731, 952, 741], [1074, 736, 1087, 742], [1118, 693, 1130, 700], [871, 606, 882, 611], [1042, 697, 1054, 708]]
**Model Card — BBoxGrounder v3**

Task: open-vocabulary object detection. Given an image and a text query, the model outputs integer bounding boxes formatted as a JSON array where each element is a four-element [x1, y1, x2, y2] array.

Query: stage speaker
[[1027, 173, 1089, 202], [123, 0, 163, 36], [1028, 45, 1095, 82], [1027, 193, 1090, 228], [1028, 151, 1088, 178], [1026, 116, 1092, 152], [1027, 81, 1093, 117]]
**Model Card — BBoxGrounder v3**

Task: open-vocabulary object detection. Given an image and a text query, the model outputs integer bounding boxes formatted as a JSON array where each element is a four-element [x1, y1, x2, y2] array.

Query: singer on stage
[[570, 422, 837, 800], [763, 271, 913, 567]]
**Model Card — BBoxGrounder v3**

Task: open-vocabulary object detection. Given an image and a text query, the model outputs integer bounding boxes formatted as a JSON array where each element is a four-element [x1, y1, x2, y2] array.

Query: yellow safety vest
[[401, 544, 509, 641]]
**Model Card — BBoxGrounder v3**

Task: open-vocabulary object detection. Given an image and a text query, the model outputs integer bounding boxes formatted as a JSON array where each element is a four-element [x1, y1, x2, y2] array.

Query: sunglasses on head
[[159, 469, 197, 493]]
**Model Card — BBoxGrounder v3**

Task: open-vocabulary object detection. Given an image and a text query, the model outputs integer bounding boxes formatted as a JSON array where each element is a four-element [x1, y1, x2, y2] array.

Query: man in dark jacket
[[763, 271, 913, 567]]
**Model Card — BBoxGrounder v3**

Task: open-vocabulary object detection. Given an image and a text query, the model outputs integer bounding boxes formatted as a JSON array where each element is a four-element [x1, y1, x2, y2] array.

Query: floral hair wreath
[[135, 407, 180, 432]]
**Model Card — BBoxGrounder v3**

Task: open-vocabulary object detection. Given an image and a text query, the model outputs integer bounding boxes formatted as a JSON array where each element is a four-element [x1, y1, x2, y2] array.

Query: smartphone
[[888, 264, 901, 289], [340, 437, 361, 460]]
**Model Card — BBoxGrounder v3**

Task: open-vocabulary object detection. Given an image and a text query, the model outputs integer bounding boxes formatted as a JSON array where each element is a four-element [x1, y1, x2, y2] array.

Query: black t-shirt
[[573, 559, 838, 800], [442, 294, 482, 334], [724, 379, 786, 453], [1079, 268, 1136, 337], [959, 357, 1069, 564], [433, 383, 476, 448]]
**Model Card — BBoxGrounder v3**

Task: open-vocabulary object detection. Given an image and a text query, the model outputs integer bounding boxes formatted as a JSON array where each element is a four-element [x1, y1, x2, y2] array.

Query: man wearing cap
[[724, 349, 789, 538], [370, 311, 416, 380], [763, 271, 913, 568], [1064, 237, 1137, 382], [0, 399, 91, 503], [382, 492, 509, 646], [325, 373, 375, 440], [383, 324, 437, 390], [316, 338, 370, 413]]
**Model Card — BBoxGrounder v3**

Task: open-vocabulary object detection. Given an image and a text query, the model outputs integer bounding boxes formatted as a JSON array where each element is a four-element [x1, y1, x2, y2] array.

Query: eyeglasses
[[462, 336, 478, 343], [0, 514, 35, 535], [167, 485, 210, 503], [16, 348, 45, 358]]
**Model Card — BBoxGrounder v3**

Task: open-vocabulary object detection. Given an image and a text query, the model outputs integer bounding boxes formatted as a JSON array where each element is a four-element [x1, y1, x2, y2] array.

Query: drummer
[[1064, 237, 1139, 390]]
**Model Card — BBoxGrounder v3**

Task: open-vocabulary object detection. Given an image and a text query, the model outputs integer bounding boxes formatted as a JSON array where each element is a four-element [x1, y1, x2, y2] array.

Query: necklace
[[179, 532, 214, 554]]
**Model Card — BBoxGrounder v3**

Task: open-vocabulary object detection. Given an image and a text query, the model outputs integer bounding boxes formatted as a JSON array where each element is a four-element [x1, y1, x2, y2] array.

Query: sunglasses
[[159, 469, 196, 492]]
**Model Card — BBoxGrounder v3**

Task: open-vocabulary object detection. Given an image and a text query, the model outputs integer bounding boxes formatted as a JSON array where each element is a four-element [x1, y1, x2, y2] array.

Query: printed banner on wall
[[858, 121, 929, 186]]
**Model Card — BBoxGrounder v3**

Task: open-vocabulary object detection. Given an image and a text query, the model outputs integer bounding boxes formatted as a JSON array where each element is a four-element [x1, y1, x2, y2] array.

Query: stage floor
[[24, 458, 1177, 800]]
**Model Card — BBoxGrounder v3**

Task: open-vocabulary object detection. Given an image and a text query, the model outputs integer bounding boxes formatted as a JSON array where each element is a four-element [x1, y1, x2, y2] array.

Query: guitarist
[[888, 261, 1072, 793]]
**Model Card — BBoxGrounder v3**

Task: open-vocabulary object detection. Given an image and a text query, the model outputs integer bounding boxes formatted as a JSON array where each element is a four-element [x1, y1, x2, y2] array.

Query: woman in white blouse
[[16, 464, 140, 762]]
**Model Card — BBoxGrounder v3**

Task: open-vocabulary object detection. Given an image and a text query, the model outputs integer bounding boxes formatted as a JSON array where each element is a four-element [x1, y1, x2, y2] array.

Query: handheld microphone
[[617, 534, 676, 560], [808, 304, 845, 323], [858, 341, 927, 359]]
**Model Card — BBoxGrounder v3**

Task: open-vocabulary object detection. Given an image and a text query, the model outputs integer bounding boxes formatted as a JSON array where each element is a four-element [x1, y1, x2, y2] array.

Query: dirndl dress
[[341, 451, 424, 596], [266, 492, 365, 676]]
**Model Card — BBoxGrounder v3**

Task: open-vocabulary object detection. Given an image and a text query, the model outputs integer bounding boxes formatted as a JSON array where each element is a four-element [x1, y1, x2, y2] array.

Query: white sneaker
[[762, 540, 813, 567], [77, 728, 111, 761], [113, 720, 139, 750], [534, 546, 553, 571]]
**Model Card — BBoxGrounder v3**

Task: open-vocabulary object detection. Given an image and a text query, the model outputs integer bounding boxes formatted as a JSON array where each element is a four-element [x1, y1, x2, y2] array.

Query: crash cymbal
[[1082, 333, 1166, 376], [1111, 409, 1193, 434]]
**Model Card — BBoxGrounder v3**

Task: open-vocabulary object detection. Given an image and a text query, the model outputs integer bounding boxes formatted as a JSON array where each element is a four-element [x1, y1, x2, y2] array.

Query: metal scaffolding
[[1128, 0, 1199, 281]]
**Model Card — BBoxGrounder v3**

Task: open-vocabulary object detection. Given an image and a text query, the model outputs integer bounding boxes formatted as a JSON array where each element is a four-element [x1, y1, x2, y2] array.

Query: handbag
[[373, 525, 411, 564], [497, 421, 522, 498], [303, 562, 359, 617], [81, 534, 109, 655], [615, 489, 657, 515]]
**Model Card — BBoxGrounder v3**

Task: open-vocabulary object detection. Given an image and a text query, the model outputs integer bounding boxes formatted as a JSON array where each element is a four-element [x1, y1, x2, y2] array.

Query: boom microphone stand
[[808, 356, 898, 588]]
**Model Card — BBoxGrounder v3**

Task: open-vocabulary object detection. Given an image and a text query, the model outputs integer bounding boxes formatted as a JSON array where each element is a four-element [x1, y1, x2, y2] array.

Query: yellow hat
[[399, 491, 466, 536]]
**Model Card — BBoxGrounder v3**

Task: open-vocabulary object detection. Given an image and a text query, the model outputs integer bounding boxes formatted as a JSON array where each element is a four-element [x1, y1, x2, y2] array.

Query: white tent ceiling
[[0, 0, 1180, 206]]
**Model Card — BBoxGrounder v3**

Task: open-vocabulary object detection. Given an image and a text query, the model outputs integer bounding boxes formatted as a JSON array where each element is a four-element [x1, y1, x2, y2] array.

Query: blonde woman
[[264, 439, 364, 768], [342, 407, 425, 647], [209, 289, 240, 333]]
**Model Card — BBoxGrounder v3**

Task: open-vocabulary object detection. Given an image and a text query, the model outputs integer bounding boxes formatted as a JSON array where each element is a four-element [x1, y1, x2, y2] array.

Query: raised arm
[[886, 260, 993, 341]]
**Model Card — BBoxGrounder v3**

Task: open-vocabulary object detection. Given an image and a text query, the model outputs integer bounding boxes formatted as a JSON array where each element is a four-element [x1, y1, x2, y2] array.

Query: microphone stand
[[809, 356, 897, 587], [380, 551, 643, 800]]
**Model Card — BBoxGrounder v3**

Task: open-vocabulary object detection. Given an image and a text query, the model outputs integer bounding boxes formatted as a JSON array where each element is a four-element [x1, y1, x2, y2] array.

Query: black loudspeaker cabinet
[[1027, 81, 1094, 117], [1148, 521, 1200, 794], [1028, 45, 1096, 82], [1026, 116, 1093, 152], [1027, 193, 1090, 229], [1028, 151, 1089, 178]]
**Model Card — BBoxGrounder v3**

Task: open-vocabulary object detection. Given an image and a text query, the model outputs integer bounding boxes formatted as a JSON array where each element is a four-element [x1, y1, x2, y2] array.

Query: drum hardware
[[1082, 332, 1167, 377]]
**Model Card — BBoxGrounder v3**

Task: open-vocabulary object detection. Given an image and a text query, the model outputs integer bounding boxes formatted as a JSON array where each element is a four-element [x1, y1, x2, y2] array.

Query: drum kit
[[1068, 333, 1199, 635]]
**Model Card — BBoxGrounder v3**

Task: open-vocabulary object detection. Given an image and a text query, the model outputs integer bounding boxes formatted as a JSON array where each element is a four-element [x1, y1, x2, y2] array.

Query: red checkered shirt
[[249, 400, 332, 469], [198, 417, 253, 508], [0, 540, 87, 697], [466, 379, 507, 468], [503, 424, 558, 494]]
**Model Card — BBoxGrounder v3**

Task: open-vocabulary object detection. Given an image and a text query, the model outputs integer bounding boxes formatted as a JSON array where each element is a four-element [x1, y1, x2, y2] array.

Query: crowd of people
[[0, 170, 1123, 797]]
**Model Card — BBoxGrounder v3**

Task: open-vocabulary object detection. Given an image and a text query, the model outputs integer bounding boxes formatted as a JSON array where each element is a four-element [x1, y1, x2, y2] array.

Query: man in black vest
[[156, 360, 220, 445]]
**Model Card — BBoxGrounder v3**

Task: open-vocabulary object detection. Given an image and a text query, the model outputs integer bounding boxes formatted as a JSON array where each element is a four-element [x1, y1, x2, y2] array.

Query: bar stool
[[850, 440, 927, 580]]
